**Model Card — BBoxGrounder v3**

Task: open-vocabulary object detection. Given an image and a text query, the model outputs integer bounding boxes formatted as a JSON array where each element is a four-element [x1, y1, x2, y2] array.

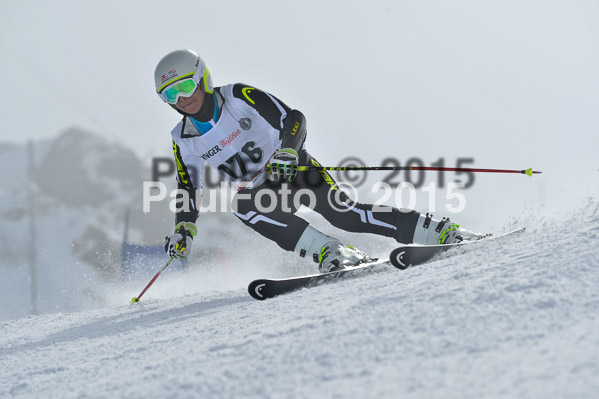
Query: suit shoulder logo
[[239, 118, 252, 130], [241, 87, 255, 105]]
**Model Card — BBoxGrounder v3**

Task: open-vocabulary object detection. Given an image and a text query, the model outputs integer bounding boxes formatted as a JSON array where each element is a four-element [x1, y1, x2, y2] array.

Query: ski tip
[[389, 247, 410, 270], [248, 280, 269, 300]]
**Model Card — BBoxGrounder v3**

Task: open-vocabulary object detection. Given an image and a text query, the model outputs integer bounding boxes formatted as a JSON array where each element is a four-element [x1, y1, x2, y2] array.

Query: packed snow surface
[[1, 199, 598, 398]]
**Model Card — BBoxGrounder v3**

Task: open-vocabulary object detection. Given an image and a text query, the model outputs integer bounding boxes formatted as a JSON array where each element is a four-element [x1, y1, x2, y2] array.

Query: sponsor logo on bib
[[201, 145, 222, 160]]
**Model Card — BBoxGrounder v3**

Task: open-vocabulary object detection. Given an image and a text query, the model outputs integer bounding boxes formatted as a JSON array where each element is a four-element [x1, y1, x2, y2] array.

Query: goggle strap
[[202, 67, 213, 94]]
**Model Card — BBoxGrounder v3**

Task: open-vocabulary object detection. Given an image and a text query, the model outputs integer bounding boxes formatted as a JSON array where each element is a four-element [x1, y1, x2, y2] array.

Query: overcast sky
[[1, 0, 597, 166]]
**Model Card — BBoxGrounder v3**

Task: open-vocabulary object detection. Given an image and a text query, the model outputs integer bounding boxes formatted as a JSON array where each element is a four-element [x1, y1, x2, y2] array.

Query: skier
[[156, 49, 484, 273]]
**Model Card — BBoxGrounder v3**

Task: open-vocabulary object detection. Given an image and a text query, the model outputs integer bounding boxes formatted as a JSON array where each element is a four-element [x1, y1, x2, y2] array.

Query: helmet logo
[[161, 69, 178, 83]]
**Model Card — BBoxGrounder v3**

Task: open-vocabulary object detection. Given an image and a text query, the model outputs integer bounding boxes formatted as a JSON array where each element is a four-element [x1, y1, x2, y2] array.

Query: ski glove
[[268, 148, 299, 181], [164, 222, 198, 259]]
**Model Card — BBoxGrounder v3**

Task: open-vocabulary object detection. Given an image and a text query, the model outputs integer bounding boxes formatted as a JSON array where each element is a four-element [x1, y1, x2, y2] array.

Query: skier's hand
[[164, 222, 197, 258], [268, 148, 299, 181]]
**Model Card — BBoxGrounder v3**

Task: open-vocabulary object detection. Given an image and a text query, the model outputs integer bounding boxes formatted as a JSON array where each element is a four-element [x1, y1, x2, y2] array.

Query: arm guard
[[280, 109, 307, 153]]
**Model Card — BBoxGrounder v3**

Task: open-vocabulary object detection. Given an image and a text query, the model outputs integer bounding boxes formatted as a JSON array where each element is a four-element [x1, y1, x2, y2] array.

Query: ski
[[389, 228, 526, 269], [248, 229, 525, 300], [248, 259, 390, 300]]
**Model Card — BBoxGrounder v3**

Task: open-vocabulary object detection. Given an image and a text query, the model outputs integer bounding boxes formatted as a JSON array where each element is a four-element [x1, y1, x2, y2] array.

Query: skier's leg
[[296, 152, 486, 245], [231, 182, 309, 251], [295, 153, 419, 243], [232, 180, 372, 272]]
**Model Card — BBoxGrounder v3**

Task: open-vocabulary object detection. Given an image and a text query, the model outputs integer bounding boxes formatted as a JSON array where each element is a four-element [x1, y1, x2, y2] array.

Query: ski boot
[[412, 213, 489, 245], [317, 242, 374, 273], [294, 225, 375, 273]]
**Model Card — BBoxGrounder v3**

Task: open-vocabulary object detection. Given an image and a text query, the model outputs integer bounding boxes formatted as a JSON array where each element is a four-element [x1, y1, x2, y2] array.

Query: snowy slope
[[1, 198, 598, 399]]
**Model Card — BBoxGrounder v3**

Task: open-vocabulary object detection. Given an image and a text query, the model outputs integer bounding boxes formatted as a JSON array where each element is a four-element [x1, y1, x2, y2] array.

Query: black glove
[[268, 148, 299, 181]]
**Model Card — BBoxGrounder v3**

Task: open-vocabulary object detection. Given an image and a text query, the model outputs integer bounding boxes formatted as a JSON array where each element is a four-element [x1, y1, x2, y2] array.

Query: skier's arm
[[175, 182, 199, 225], [172, 139, 201, 224], [278, 109, 307, 155], [268, 109, 307, 181], [165, 140, 201, 258]]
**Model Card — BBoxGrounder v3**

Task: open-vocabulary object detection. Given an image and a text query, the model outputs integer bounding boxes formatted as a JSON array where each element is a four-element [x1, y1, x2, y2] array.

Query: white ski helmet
[[154, 49, 213, 103]]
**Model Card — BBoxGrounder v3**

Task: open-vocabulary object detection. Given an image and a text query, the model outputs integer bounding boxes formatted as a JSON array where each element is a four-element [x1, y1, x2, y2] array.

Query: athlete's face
[[175, 86, 205, 114]]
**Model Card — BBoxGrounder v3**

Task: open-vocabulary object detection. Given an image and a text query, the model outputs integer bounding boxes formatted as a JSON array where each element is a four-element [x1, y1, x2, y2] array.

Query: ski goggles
[[159, 77, 198, 104]]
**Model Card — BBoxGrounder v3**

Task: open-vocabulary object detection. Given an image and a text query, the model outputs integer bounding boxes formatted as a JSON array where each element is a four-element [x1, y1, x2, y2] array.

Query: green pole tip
[[131, 297, 139, 303], [525, 168, 533, 177]]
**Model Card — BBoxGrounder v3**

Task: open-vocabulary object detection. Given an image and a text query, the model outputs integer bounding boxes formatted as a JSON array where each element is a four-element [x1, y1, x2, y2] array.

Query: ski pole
[[293, 166, 542, 176], [131, 257, 175, 303]]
